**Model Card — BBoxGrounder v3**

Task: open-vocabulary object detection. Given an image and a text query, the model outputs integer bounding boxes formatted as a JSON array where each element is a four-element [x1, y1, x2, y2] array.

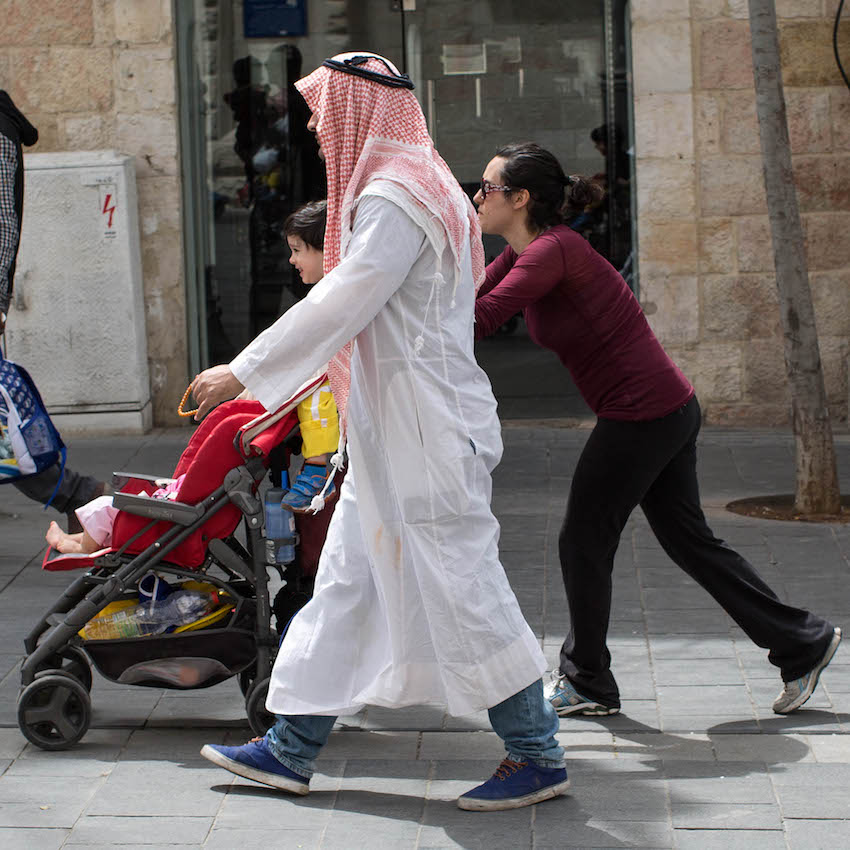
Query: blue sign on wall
[[244, 0, 307, 38]]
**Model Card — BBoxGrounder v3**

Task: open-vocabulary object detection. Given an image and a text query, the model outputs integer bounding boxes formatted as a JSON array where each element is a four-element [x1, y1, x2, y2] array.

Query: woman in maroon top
[[474, 142, 840, 717]]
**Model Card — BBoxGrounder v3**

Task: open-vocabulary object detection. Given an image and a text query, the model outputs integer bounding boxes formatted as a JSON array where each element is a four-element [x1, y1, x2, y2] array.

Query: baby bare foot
[[46, 521, 84, 554]]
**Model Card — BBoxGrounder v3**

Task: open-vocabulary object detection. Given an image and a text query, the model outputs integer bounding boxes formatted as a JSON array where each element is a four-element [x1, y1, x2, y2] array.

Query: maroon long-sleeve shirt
[[475, 225, 693, 421]]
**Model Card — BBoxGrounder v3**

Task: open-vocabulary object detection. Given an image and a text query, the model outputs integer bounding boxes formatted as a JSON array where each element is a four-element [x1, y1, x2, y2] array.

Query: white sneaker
[[543, 669, 620, 716], [773, 627, 842, 714]]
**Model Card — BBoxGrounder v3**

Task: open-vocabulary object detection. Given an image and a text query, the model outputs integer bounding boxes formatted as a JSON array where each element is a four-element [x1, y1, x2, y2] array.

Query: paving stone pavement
[[1, 425, 849, 849]]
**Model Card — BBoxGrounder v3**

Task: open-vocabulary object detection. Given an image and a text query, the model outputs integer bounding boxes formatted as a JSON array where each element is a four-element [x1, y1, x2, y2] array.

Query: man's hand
[[0, 310, 6, 336], [190, 365, 245, 421]]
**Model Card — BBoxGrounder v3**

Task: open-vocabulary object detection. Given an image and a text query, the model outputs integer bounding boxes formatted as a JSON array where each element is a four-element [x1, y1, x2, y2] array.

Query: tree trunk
[[747, 0, 841, 514]]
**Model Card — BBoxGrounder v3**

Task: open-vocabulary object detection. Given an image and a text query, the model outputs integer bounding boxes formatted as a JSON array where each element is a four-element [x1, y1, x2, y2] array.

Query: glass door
[[400, 0, 634, 419]]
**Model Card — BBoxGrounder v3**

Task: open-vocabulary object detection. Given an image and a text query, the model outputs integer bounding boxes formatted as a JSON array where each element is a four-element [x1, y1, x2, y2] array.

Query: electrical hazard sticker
[[99, 184, 117, 238]]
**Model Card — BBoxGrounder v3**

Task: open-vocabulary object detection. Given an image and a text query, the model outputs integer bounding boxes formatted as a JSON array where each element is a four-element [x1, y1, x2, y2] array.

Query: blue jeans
[[266, 678, 565, 779]]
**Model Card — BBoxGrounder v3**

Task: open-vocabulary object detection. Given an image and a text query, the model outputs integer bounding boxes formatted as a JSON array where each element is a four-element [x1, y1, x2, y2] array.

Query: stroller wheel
[[17, 673, 91, 751], [245, 676, 275, 737], [36, 646, 93, 692]]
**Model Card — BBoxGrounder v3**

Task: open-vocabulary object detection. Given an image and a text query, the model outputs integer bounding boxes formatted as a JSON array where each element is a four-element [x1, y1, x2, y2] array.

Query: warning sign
[[99, 184, 117, 238]]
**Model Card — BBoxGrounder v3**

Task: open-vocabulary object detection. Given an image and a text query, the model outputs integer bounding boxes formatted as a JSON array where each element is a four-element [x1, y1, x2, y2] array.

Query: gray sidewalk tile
[[615, 733, 715, 762], [753, 713, 845, 735], [673, 829, 787, 849], [86, 686, 163, 728], [121, 728, 230, 762], [642, 587, 719, 611], [6, 730, 131, 777], [0, 829, 69, 850], [785, 818, 850, 850], [361, 705, 447, 731], [595, 701, 660, 730], [63, 815, 213, 845], [556, 730, 617, 760], [808, 731, 850, 761], [770, 785, 850, 818], [0, 803, 93, 830], [664, 761, 776, 803], [649, 637, 737, 660], [67, 846, 202, 850], [671, 801, 782, 829], [84, 762, 228, 816], [419, 798, 531, 849], [146, 687, 250, 727], [660, 715, 760, 734], [418, 732, 505, 761], [0, 775, 102, 827], [644, 609, 732, 635], [652, 659, 744, 687], [656, 685, 753, 715], [711, 732, 814, 762], [598, 671, 657, 700], [768, 762, 850, 784], [206, 828, 321, 849], [0, 729, 27, 759], [320, 795, 424, 847], [532, 814, 674, 848], [321, 730, 419, 760], [216, 786, 336, 830], [439, 710, 491, 731], [565, 781, 671, 823]]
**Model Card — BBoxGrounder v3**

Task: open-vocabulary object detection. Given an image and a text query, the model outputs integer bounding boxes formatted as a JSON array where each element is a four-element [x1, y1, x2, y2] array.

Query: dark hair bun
[[494, 142, 597, 229]]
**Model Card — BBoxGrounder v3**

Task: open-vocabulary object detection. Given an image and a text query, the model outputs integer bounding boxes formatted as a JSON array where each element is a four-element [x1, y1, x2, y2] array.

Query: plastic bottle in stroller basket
[[264, 483, 296, 565], [85, 591, 217, 640]]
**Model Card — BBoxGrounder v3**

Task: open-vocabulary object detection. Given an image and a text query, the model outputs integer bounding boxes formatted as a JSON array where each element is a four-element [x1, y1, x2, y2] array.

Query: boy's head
[[284, 200, 326, 285]]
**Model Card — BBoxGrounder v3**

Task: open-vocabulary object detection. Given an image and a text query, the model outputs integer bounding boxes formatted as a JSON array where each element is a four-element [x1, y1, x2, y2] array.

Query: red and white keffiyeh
[[294, 52, 485, 443]]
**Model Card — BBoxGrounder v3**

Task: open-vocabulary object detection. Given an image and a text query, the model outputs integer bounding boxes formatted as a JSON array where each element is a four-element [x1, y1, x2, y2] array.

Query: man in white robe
[[194, 52, 568, 812]]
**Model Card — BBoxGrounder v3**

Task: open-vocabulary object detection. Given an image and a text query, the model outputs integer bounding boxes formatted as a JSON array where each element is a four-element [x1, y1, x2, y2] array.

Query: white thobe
[[231, 188, 546, 716]]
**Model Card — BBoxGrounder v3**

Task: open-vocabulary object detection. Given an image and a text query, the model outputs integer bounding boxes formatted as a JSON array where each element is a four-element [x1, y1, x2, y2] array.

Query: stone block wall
[[632, 0, 850, 425], [0, 0, 186, 426]]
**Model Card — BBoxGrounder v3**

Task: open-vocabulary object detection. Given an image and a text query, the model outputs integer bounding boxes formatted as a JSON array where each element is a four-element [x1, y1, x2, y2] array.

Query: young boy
[[280, 200, 341, 513]]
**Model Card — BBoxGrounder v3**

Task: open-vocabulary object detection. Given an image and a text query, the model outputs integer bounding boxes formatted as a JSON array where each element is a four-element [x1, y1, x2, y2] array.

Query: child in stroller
[[17, 385, 342, 751]]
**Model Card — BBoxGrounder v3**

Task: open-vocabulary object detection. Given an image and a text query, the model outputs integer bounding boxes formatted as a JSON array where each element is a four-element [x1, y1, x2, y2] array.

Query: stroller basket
[[82, 595, 257, 689], [84, 627, 256, 689]]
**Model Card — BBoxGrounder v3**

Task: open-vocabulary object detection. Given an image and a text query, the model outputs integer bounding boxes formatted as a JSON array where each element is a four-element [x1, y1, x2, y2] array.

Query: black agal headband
[[322, 55, 415, 90]]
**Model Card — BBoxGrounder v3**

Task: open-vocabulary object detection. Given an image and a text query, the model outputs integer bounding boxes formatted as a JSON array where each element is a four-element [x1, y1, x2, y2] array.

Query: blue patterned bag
[[0, 351, 66, 487]]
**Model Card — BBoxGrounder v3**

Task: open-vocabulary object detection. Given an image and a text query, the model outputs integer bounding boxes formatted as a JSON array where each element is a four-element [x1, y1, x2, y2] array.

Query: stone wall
[[0, 0, 186, 426], [632, 0, 850, 425]]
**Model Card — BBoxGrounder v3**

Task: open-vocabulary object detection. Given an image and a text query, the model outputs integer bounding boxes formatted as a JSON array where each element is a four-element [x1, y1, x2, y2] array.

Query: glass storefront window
[[177, 0, 634, 419]]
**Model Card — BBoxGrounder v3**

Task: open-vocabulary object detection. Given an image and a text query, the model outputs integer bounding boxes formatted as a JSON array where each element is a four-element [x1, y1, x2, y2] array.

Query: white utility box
[[8, 151, 151, 434]]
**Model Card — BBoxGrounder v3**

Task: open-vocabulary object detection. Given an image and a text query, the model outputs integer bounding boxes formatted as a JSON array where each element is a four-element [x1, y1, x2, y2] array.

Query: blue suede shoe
[[282, 464, 335, 513], [457, 758, 570, 811], [200, 737, 309, 795]]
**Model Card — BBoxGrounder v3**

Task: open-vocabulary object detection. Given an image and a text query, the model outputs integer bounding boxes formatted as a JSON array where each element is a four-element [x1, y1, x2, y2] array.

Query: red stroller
[[17, 382, 339, 751]]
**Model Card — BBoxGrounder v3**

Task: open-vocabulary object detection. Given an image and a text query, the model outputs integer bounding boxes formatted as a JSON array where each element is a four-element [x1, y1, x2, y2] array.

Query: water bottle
[[135, 590, 217, 632], [85, 608, 146, 640], [85, 591, 217, 639], [264, 483, 296, 565]]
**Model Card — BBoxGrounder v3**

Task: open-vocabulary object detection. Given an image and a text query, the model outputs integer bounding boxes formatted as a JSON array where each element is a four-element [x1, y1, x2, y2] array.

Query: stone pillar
[[1, 0, 187, 427]]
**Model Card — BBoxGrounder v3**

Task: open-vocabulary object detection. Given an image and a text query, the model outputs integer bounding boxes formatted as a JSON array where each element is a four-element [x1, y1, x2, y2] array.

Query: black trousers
[[558, 395, 834, 707]]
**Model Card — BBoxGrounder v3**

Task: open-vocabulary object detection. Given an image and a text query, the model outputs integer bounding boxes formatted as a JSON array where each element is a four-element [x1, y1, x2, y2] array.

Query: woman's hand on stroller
[[190, 366, 245, 421]]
